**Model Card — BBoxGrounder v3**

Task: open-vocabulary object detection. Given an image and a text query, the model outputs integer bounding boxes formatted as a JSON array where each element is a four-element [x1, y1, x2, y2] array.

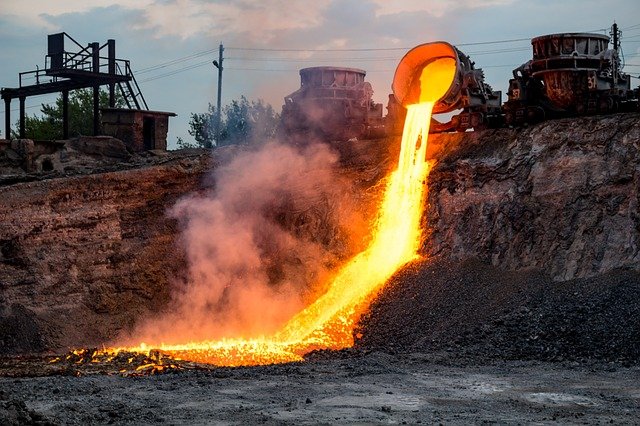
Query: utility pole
[[212, 43, 224, 146], [611, 22, 620, 86]]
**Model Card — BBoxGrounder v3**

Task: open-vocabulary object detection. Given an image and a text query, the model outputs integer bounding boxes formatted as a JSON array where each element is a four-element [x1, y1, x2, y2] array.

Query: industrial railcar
[[503, 28, 637, 126], [391, 24, 638, 133], [281, 24, 638, 141]]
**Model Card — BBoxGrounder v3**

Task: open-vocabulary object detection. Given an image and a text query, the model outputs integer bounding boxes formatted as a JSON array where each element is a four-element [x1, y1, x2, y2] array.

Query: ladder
[[116, 63, 149, 110]]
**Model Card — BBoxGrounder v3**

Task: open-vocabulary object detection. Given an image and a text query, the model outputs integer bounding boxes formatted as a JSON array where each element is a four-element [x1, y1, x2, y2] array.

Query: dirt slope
[[357, 258, 640, 364]]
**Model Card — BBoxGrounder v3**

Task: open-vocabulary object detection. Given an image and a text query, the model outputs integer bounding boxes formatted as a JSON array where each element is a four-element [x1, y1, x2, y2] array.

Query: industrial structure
[[279, 23, 638, 140], [281, 66, 385, 141], [389, 23, 638, 132], [504, 25, 637, 125], [1, 33, 173, 152], [101, 108, 175, 151], [392, 42, 502, 132]]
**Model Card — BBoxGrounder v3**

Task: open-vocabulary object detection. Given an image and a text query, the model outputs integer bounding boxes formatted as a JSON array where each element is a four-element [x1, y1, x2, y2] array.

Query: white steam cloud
[[127, 141, 370, 345]]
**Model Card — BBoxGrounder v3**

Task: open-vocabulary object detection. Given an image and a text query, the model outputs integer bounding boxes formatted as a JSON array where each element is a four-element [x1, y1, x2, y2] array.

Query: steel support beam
[[91, 42, 100, 73], [109, 84, 115, 108], [62, 89, 69, 139], [108, 39, 116, 107], [4, 98, 10, 140], [91, 41, 101, 136], [93, 86, 100, 135], [19, 97, 25, 138]]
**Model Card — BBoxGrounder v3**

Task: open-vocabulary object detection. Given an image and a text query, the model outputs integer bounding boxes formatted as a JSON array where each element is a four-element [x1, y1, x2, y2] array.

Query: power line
[[127, 25, 625, 82], [468, 47, 530, 55], [139, 55, 530, 80], [135, 49, 217, 74], [125, 25, 638, 83], [133, 42, 617, 82], [224, 38, 533, 52], [226, 67, 318, 72], [130, 24, 637, 75], [1, 104, 42, 113], [226, 56, 402, 62], [0, 104, 41, 118], [225, 46, 531, 63], [139, 60, 214, 82], [224, 31, 609, 52], [142, 45, 532, 81], [482, 64, 520, 68], [227, 46, 405, 52], [132, 33, 563, 75], [225, 67, 395, 72], [224, 63, 528, 73]]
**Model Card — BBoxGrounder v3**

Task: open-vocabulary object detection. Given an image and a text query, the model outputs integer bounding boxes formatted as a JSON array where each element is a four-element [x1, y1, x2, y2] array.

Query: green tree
[[13, 88, 125, 140], [187, 96, 280, 148], [176, 136, 199, 149], [187, 103, 217, 148]]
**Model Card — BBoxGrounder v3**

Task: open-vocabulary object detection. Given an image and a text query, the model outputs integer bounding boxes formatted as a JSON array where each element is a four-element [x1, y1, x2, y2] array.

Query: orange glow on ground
[[106, 58, 455, 367]]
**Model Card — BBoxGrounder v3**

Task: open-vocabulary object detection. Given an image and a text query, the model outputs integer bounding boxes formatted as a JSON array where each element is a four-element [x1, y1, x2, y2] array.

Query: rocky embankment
[[423, 113, 640, 281], [0, 151, 211, 353], [0, 139, 393, 354], [1, 113, 639, 358], [356, 113, 640, 364]]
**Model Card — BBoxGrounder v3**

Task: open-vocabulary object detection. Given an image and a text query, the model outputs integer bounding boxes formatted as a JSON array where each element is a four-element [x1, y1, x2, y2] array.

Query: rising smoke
[[126, 140, 371, 345]]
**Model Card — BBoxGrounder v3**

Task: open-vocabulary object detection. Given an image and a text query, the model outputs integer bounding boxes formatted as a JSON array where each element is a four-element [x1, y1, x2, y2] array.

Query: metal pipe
[[4, 98, 10, 140]]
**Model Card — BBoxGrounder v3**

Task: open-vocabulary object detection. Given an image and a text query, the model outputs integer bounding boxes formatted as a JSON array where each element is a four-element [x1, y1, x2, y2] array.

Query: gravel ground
[[357, 257, 640, 365], [1, 352, 639, 425], [1, 258, 639, 424]]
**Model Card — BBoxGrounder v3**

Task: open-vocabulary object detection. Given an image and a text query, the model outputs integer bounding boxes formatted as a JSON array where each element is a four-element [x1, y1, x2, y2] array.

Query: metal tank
[[505, 27, 636, 125], [281, 66, 384, 141], [391, 41, 502, 132], [530, 32, 629, 110]]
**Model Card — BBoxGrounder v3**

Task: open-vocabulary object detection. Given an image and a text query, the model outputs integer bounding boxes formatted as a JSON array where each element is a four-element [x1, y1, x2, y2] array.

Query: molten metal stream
[[109, 58, 453, 367]]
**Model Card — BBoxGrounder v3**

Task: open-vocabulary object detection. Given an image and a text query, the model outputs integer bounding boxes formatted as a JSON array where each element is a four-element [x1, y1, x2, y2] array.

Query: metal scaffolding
[[1, 32, 148, 139]]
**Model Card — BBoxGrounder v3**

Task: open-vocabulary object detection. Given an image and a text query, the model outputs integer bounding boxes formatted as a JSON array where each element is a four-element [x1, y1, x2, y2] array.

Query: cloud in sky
[[1, 0, 333, 41], [135, 0, 333, 41], [0, 0, 514, 40], [370, 0, 515, 18], [1, 0, 154, 30]]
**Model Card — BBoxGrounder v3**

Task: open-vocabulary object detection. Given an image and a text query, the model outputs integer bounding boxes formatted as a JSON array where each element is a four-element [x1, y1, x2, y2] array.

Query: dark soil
[[1, 353, 639, 425], [1, 259, 639, 424], [0, 305, 46, 355], [356, 257, 640, 364]]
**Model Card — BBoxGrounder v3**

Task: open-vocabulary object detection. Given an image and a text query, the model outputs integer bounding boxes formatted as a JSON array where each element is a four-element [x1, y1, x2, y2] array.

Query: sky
[[0, 0, 639, 148]]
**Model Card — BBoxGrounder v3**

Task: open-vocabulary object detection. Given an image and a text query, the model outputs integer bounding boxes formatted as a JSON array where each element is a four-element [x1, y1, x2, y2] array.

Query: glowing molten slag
[[112, 58, 454, 366], [419, 57, 456, 104]]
